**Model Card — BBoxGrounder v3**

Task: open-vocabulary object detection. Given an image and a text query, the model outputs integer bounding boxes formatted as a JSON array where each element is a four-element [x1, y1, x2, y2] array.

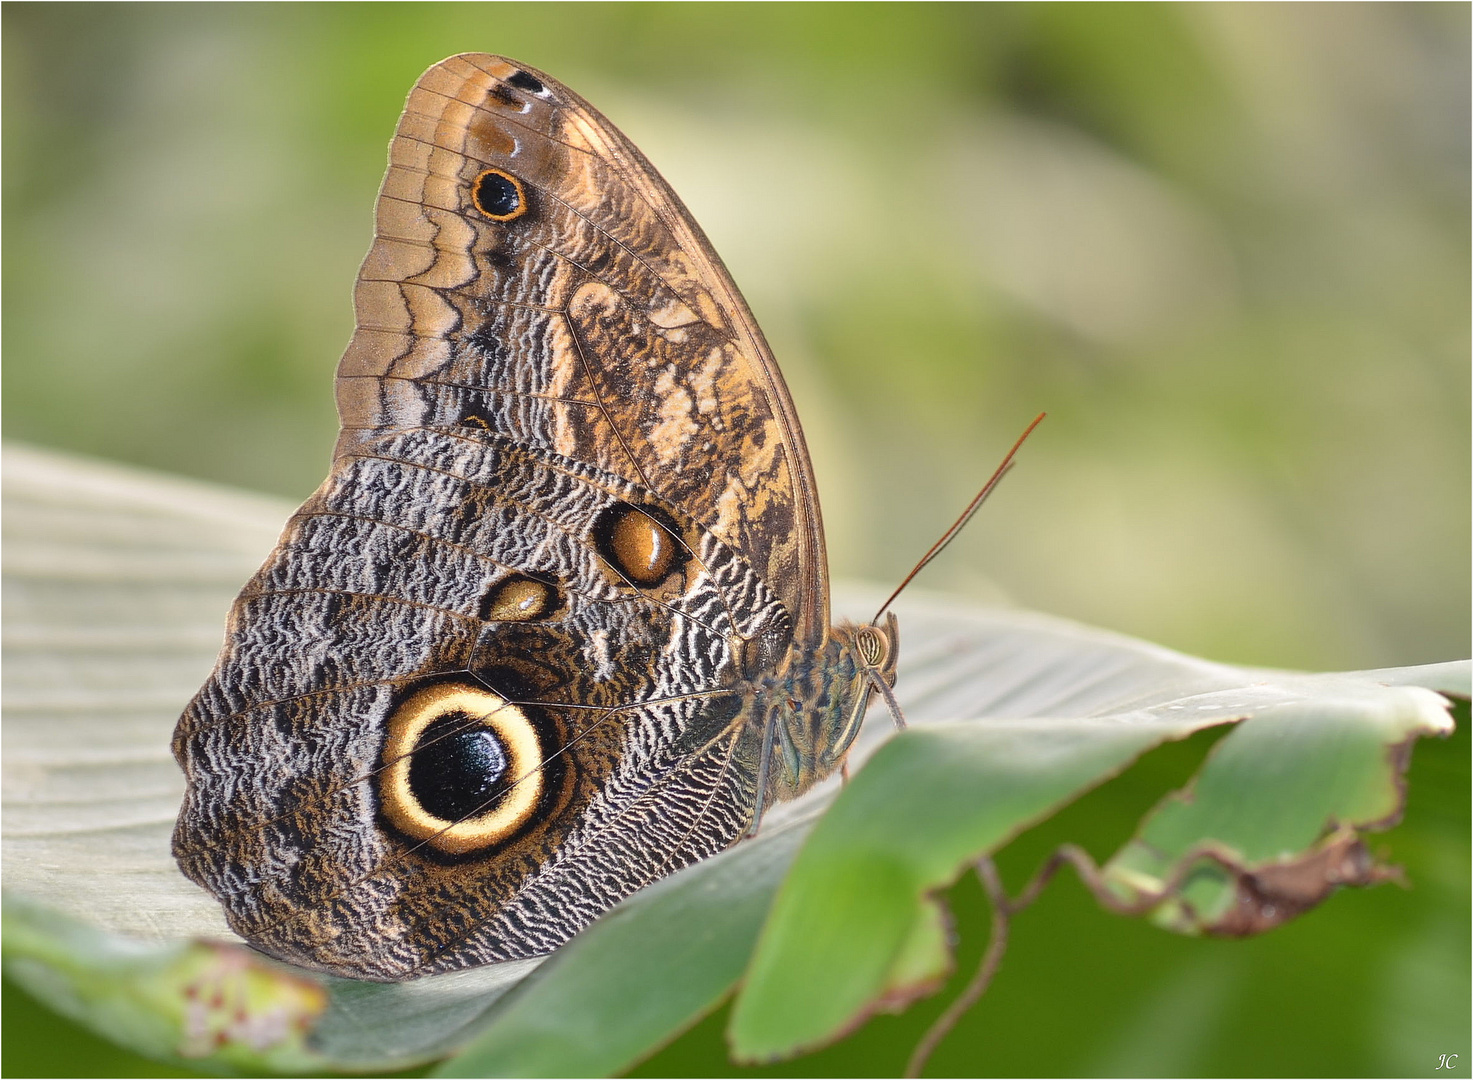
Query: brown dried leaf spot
[[1207, 829, 1401, 937]]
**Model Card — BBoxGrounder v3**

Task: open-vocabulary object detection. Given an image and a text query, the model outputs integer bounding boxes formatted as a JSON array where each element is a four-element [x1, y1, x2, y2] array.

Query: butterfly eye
[[856, 625, 889, 668], [593, 503, 689, 588], [379, 683, 545, 855], [472, 168, 527, 222]]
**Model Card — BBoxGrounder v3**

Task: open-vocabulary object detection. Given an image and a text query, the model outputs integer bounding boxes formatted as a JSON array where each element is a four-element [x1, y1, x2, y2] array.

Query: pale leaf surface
[[3, 444, 1462, 1074]]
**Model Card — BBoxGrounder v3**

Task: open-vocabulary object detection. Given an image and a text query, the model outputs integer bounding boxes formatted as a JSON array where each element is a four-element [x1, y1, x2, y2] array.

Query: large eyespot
[[592, 502, 688, 587], [472, 168, 527, 222], [379, 683, 544, 854]]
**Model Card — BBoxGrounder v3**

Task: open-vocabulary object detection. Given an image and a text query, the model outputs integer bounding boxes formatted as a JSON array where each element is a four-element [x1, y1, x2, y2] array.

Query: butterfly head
[[823, 610, 902, 765], [849, 614, 899, 682], [755, 612, 900, 806]]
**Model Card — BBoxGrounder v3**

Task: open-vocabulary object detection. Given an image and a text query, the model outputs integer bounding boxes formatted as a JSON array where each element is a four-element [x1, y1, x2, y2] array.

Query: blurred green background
[[3, 3, 1468, 1077], [5, 1, 1468, 671]]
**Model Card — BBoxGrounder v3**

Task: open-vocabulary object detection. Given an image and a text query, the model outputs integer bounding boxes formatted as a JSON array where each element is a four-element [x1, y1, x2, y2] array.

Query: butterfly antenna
[[871, 412, 1045, 624]]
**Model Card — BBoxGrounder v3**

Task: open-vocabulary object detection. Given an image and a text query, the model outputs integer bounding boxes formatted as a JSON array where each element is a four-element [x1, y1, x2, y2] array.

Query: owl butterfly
[[171, 54, 900, 981]]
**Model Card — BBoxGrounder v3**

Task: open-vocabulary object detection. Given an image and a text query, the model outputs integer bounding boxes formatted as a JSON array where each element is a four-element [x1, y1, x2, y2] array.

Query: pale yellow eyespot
[[378, 683, 544, 854], [480, 575, 557, 622]]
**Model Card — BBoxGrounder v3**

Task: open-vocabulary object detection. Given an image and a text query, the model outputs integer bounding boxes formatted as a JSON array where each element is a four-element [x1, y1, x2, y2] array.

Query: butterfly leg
[[868, 670, 909, 730], [747, 709, 779, 837]]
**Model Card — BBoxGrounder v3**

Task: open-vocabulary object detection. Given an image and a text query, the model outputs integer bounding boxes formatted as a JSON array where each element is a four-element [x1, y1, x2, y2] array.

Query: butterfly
[[170, 54, 899, 981]]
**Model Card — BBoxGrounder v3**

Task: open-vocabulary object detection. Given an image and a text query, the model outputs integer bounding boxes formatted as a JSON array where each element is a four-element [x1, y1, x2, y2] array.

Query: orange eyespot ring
[[378, 683, 544, 854], [471, 168, 527, 222]]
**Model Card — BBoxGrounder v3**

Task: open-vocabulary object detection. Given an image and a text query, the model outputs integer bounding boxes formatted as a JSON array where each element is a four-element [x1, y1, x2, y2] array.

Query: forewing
[[338, 53, 827, 640]]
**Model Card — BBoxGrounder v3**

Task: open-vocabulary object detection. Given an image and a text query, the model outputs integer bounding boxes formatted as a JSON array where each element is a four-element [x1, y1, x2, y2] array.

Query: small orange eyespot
[[592, 503, 687, 588]]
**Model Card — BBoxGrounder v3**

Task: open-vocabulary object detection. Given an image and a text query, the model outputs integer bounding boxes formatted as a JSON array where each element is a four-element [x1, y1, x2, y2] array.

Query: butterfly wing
[[340, 54, 828, 638], [172, 55, 830, 980]]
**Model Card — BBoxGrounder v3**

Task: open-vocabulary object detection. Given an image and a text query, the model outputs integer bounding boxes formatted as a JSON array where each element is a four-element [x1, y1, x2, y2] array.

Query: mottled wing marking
[[401, 722, 758, 975]]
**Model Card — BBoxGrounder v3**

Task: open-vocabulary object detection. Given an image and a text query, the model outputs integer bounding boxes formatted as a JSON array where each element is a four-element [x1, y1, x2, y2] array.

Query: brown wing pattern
[[338, 54, 829, 642]]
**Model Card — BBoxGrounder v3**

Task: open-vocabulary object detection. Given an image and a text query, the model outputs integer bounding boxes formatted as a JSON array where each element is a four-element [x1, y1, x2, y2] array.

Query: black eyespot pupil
[[507, 71, 544, 94], [408, 714, 508, 821], [475, 172, 520, 218]]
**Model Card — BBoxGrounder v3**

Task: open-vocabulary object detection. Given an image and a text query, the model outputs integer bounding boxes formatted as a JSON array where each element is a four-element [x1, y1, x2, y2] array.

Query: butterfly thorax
[[752, 614, 899, 806]]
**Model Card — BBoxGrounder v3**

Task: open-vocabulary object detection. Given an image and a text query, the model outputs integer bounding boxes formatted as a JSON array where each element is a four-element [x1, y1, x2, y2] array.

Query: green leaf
[[4, 896, 332, 1076], [727, 662, 1457, 1060], [435, 799, 816, 1078], [1102, 689, 1454, 935], [727, 715, 1222, 1061]]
